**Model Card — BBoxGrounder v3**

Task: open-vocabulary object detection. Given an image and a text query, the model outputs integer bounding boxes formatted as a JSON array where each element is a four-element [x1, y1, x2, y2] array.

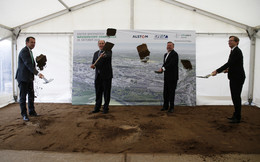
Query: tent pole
[[247, 29, 258, 105], [58, 0, 71, 11], [11, 34, 18, 102], [130, 0, 134, 29], [11, 27, 21, 102], [69, 35, 73, 100], [0, 24, 12, 31]]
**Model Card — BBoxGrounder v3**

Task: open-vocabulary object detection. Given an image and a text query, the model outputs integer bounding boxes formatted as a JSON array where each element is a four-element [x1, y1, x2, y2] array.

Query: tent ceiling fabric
[[0, 0, 64, 28], [175, 0, 260, 28], [21, 0, 131, 32], [134, 0, 245, 33], [0, 0, 259, 31], [0, 0, 93, 28]]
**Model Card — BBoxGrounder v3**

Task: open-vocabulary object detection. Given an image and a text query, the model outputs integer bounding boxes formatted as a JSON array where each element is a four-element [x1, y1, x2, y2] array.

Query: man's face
[[228, 37, 237, 48], [167, 42, 174, 52], [98, 40, 105, 50], [26, 38, 35, 49]]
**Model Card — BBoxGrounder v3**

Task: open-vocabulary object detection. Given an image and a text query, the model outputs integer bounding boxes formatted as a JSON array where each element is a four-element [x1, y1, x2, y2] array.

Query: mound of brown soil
[[0, 103, 259, 154]]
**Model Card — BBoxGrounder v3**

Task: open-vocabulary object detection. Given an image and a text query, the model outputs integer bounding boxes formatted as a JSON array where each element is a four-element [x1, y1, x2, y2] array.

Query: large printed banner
[[72, 30, 196, 106]]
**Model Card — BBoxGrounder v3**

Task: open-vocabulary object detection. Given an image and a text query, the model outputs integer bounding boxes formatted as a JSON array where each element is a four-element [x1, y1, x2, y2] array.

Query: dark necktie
[[98, 50, 103, 57], [97, 50, 103, 74]]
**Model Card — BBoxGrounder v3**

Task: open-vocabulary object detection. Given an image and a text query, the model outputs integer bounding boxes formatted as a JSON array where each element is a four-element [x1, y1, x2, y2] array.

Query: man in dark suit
[[212, 36, 246, 123], [157, 41, 179, 113], [90, 40, 113, 114], [16, 37, 44, 121]]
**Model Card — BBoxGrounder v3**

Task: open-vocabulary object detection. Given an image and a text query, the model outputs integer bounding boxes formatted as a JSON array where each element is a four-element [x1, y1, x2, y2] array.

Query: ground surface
[[0, 103, 260, 155]]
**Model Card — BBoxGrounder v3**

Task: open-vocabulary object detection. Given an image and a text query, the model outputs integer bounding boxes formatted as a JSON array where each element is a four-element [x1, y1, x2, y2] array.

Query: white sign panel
[[73, 30, 196, 106]]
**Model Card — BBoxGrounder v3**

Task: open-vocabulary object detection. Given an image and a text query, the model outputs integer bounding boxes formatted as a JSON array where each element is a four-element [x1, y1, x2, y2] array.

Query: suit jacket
[[163, 50, 179, 81], [92, 50, 113, 80], [217, 46, 245, 82], [15, 46, 38, 83]]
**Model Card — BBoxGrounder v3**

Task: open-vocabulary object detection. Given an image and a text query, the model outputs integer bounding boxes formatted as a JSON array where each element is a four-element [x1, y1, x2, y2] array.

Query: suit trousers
[[94, 75, 112, 110], [163, 79, 178, 109], [229, 79, 244, 120], [18, 81, 35, 116]]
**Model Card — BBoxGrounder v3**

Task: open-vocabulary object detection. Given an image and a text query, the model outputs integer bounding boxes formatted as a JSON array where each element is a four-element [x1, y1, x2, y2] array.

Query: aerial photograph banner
[[72, 30, 196, 106]]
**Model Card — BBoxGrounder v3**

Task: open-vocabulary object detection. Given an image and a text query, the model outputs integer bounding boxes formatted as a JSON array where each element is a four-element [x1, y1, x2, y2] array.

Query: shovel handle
[[93, 52, 106, 66]]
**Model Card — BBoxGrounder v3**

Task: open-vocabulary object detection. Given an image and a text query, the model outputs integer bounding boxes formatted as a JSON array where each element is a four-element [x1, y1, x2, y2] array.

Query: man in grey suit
[[16, 37, 44, 121], [157, 41, 179, 113]]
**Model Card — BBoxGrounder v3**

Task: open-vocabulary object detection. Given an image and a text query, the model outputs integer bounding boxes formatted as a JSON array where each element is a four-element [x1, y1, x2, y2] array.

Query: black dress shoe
[[168, 108, 174, 113], [161, 108, 168, 111], [229, 119, 240, 123], [23, 116, 29, 121], [103, 110, 108, 114], [29, 112, 38, 117], [92, 109, 100, 113]]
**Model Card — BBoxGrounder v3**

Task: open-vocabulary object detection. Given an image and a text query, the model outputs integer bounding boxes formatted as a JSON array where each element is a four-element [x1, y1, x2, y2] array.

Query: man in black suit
[[212, 36, 246, 123], [90, 40, 113, 114], [16, 37, 44, 121], [157, 41, 179, 113]]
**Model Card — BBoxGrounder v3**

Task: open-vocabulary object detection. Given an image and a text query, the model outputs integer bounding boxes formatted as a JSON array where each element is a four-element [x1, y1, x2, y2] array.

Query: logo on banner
[[154, 34, 168, 40], [176, 33, 192, 38], [174, 33, 193, 42], [132, 35, 149, 38]]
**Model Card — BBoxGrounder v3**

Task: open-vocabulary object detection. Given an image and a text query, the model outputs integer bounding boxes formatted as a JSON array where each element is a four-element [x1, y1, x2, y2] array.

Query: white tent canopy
[[1, 0, 260, 107]]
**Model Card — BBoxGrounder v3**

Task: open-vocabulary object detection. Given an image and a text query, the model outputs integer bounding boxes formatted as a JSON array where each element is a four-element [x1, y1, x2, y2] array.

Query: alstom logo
[[132, 35, 148, 38]]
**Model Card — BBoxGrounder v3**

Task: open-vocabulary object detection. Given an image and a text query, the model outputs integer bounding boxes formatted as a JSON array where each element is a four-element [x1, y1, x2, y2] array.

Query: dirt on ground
[[0, 103, 259, 155]]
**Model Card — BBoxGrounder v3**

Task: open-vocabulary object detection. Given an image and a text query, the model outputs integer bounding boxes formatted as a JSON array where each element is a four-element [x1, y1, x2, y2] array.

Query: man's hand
[[90, 64, 95, 69], [100, 53, 106, 58], [158, 68, 163, 73], [211, 70, 217, 76], [223, 68, 229, 73], [38, 73, 44, 79]]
